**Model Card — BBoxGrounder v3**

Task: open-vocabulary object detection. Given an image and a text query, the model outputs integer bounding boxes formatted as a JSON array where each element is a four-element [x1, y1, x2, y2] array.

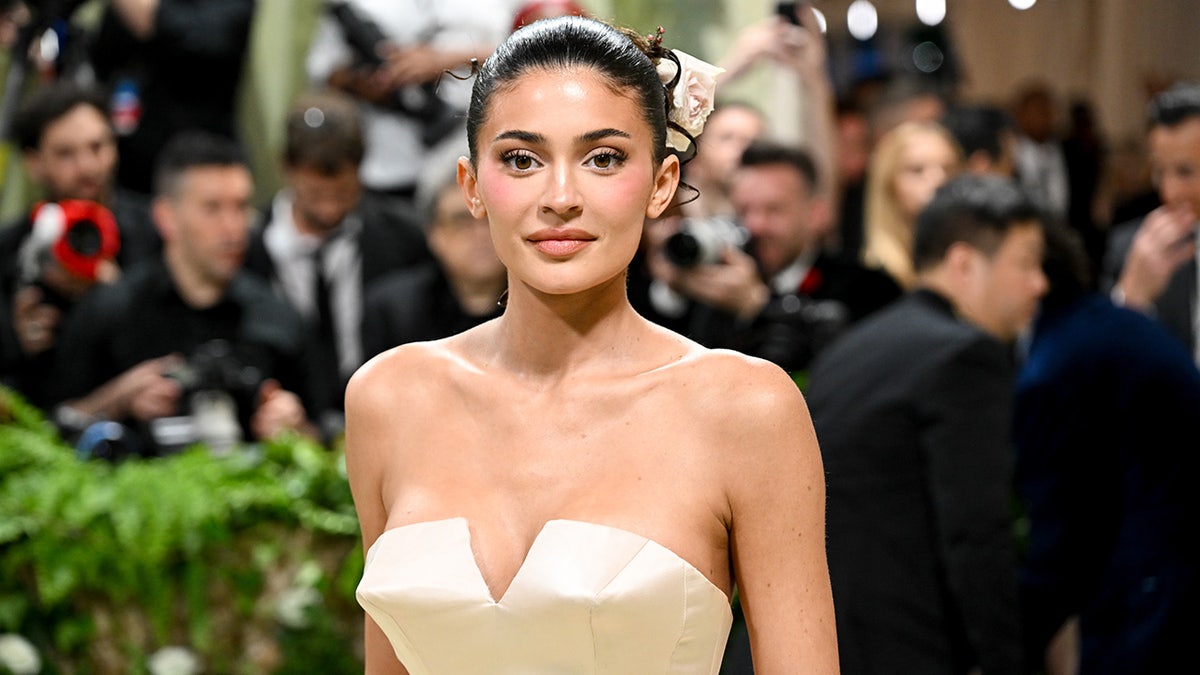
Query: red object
[[511, 0, 588, 31], [797, 267, 823, 295], [31, 200, 121, 281]]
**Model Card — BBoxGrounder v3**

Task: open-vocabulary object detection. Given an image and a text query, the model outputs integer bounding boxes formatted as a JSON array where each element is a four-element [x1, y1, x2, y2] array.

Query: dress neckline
[[370, 517, 730, 605]]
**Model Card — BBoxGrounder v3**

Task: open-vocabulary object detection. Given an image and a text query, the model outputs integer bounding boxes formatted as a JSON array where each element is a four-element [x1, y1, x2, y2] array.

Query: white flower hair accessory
[[656, 47, 725, 152]]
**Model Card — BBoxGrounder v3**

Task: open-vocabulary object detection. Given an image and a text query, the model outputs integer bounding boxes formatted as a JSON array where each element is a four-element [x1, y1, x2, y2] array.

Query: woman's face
[[460, 67, 678, 297], [892, 130, 959, 220]]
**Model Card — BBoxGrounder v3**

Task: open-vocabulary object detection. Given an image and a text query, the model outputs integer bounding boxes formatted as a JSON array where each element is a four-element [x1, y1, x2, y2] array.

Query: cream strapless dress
[[357, 517, 733, 674]]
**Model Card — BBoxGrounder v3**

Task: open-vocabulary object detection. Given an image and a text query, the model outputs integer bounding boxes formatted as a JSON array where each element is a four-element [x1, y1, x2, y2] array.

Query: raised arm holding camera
[[647, 141, 900, 373], [306, 0, 507, 205]]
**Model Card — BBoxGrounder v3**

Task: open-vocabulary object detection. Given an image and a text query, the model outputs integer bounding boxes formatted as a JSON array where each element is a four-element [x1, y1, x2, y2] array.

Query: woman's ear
[[457, 156, 487, 219], [646, 154, 681, 219]]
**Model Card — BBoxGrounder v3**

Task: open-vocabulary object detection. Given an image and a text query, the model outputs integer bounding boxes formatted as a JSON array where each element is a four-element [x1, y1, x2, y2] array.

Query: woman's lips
[[528, 229, 596, 257], [532, 238, 592, 256]]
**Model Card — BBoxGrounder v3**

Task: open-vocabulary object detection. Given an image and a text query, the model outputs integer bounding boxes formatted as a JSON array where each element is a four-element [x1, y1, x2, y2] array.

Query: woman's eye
[[502, 152, 539, 171], [587, 151, 626, 170]]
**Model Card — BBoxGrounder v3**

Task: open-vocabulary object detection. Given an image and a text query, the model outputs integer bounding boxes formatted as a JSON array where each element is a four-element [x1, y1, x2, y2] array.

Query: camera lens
[[663, 231, 703, 267], [64, 219, 103, 256]]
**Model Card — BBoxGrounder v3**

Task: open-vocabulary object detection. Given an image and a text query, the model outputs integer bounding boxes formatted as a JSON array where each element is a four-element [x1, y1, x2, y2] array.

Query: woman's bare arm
[[344, 357, 411, 675], [724, 360, 838, 673]]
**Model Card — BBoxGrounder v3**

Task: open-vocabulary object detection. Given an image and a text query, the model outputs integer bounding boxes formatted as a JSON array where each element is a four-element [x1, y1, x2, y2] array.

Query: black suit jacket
[[1102, 217, 1197, 358], [805, 289, 1023, 675], [243, 191, 431, 294], [242, 191, 431, 413], [361, 262, 502, 359]]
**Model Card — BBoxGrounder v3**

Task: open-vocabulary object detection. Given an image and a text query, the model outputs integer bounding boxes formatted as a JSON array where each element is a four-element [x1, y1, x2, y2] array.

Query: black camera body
[[166, 339, 263, 402], [663, 216, 750, 268], [327, 0, 461, 147], [152, 339, 264, 455]]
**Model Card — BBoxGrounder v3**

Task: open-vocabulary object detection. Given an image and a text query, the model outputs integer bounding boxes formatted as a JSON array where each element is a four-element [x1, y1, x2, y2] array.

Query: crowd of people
[[0, 1, 1197, 674]]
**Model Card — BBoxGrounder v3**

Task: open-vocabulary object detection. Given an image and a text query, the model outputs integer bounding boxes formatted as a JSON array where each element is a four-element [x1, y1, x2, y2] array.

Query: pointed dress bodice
[[357, 517, 733, 674]]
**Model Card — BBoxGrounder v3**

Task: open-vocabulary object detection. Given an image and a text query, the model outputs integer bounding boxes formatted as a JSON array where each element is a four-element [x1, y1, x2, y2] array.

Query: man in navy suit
[[1016, 223, 1200, 674], [1102, 82, 1200, 365], [805, 175, 1048, 675]]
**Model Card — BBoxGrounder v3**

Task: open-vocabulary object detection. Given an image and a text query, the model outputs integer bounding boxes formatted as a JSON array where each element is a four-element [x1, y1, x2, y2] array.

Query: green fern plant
[[0, 387, 363, 673]]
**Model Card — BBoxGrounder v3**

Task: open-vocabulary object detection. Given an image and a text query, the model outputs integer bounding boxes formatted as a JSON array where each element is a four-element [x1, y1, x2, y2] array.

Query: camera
[[327, 0, 462, 147], [17, 199, 120, 308], [151, 339, 264, 455], [662, 215, 750, 267]]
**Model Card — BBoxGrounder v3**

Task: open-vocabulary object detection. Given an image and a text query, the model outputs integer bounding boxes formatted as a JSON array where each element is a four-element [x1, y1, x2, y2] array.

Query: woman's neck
[[488, 273, 645, 381]]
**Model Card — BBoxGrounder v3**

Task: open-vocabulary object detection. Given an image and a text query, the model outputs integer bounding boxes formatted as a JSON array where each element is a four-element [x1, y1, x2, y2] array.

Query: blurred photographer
[[0, 81, 159, 265], [306, 0, 507, 209], [649, 141, 900, 372], [0, 80, 158, 403], [48, 131, 326, 458], [1, 199, 119, 407]]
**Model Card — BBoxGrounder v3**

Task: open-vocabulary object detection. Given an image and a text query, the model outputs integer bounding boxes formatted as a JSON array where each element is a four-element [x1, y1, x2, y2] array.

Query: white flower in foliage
[[147, 646, 201, 675], [275, 585, 322, 630], [0, 634, 40, 675]]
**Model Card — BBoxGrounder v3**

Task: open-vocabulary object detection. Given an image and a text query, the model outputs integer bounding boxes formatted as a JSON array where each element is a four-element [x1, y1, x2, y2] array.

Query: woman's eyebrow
[[492, 128, 631, 145], [494, 129, 543, 143], [578, 128, 631, 143]]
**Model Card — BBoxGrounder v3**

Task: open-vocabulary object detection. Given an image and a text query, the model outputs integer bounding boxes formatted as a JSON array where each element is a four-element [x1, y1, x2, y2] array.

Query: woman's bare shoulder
[[665, 348, 815, 467], [346, 337, 478, 412], [672, 347, 808, 416]]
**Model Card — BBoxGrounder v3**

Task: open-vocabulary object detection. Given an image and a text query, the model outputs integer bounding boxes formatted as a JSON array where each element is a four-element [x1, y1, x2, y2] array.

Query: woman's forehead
[[481, 68, 646, 133], [491, 65, 638, 102]]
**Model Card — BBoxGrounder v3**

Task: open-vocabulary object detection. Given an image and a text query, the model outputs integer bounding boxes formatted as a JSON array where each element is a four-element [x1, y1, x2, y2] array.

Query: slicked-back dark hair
[[10, 81, 112, 151], [913, 175, 1042, 271], [1147, 82, 1200, 128], [739, 140, 820, 194], [153, 131, 248, 199], [466, 16, 669, 164]]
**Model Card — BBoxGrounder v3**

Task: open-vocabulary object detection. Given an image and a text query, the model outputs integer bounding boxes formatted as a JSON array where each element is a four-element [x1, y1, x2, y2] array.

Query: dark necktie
[[312, 247, 341, 397]]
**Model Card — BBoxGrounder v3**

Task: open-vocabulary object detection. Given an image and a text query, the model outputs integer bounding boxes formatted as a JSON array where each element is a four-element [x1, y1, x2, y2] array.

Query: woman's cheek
[[477, 165, 526, 218]]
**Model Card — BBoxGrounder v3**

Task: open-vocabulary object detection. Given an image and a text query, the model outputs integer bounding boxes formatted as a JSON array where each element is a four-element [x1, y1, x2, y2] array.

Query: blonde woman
[[861, 120, 962, 288]]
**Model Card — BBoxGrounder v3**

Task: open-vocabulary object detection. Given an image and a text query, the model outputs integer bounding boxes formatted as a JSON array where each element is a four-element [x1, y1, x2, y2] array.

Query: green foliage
[[0, 388, 364, 673]]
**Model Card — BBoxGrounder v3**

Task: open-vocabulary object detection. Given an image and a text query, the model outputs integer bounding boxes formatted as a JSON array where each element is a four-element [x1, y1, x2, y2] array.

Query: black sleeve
[[920, 338, 1024, 674], [46, 286, 121, 406], [151, 0, 257, 61]]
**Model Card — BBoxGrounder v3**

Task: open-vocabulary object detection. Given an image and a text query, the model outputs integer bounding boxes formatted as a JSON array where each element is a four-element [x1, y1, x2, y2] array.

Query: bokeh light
[[916, 0, 946, 26], [847, 0, 879, 41], [912, 41, 944, 72]]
